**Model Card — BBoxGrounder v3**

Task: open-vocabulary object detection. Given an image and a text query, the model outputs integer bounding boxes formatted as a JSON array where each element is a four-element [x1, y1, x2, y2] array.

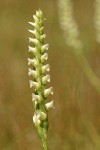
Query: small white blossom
[[41, 53, 48, 62], [29, 37, 39, 45], [29, 80, 40, 89], [28, 29, 35, 34], [33, 114, 41, 126], [36, 10, 43, 17], [28, 22, 35, 27], [42, 64, 50, 73], [40, 34, 46, 40], [44, 87, 53, 97], [33, 15, 38, 22], [38, 111, 47, 121], [32, 93, 41, 102], [28, 58, 38, 66], [41, 44, 49, 52], [28, 46, 37, 53], [45, 100, 54, 110], [28, 68, 37, 77], [42, 74, 50, 84]]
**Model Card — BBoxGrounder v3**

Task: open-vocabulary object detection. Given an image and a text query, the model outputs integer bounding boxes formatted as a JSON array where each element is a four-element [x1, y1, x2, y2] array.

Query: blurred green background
[[0, 0, 100, 149]]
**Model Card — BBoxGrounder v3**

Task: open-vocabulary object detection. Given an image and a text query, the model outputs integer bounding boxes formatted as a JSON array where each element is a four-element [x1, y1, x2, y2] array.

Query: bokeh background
[[0, 0, 100, 149]]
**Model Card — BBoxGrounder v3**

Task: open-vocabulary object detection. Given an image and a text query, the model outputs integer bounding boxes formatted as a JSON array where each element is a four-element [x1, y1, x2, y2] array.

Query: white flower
[[38, 111, 47, 121], [28, 21, 35, 27], [42, 64, 50, 73], [36, 10, 43, 18], [33, 15, 38, 22], [44, 87, 53, 97], [28, 68, 37, 77], [41, 53, 48, 62], [32, 93, 41, 102], [28, 29, 36, 34], [28, 46, 37, 53], [41, 44, 49, 52], [33, 114, 41, 126], [29, 37, 39, 45], [28, 58, 38, 66], [45, 100, 54, 110], [40, 34, 46, 40], [29, 80, 40, 89], [42, 75, 50, 84]]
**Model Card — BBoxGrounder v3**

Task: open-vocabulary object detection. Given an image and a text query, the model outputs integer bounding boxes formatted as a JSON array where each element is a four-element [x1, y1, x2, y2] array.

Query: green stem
[[42, 139, 48, 150]]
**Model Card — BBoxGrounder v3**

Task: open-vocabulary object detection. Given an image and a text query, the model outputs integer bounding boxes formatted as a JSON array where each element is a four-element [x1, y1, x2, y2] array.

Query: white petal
[[28, 58, 38, 66], [41, 53, 48, 62], [28, 22, 35, 26], [33, 15, 38, 22], [33, 114, 41, 126], [32, 93, 41, 102], [28, 29, 35, 34], [42, 64, 50, 73], [28, 68, 37, 77], [36, 10, 40, 17], [44, 87, 53, 97], [28, 46, 37, 53], [36, 10, 43, 17], [28, 58, 34, 65], [41, 44, 49, 52], [33, 114, 36, 123], [29, 37, 39, 45], [45, 100, 54, 110], [41, 34, 46, 40], [42, 74, 50, 84], [29, 29, 39, 38], [29, 80, 40, 89]]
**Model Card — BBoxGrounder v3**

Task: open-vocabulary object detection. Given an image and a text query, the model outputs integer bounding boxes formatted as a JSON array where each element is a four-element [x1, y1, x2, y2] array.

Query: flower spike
[[28, 10, 54, 150]]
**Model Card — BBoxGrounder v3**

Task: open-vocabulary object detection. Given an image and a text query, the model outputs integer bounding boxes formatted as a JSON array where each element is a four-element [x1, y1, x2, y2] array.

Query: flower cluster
[[28, 10, 54, 145], [58, 0, 82, 49], [94, 0, 100, 43]]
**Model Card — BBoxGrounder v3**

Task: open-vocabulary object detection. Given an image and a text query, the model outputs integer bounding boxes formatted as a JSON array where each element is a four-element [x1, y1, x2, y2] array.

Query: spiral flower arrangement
[[28, 10, 54, 150]]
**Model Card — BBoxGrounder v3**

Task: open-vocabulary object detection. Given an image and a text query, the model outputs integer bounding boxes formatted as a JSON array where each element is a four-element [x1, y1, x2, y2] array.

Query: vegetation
[[0, 0, 100, 150]]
